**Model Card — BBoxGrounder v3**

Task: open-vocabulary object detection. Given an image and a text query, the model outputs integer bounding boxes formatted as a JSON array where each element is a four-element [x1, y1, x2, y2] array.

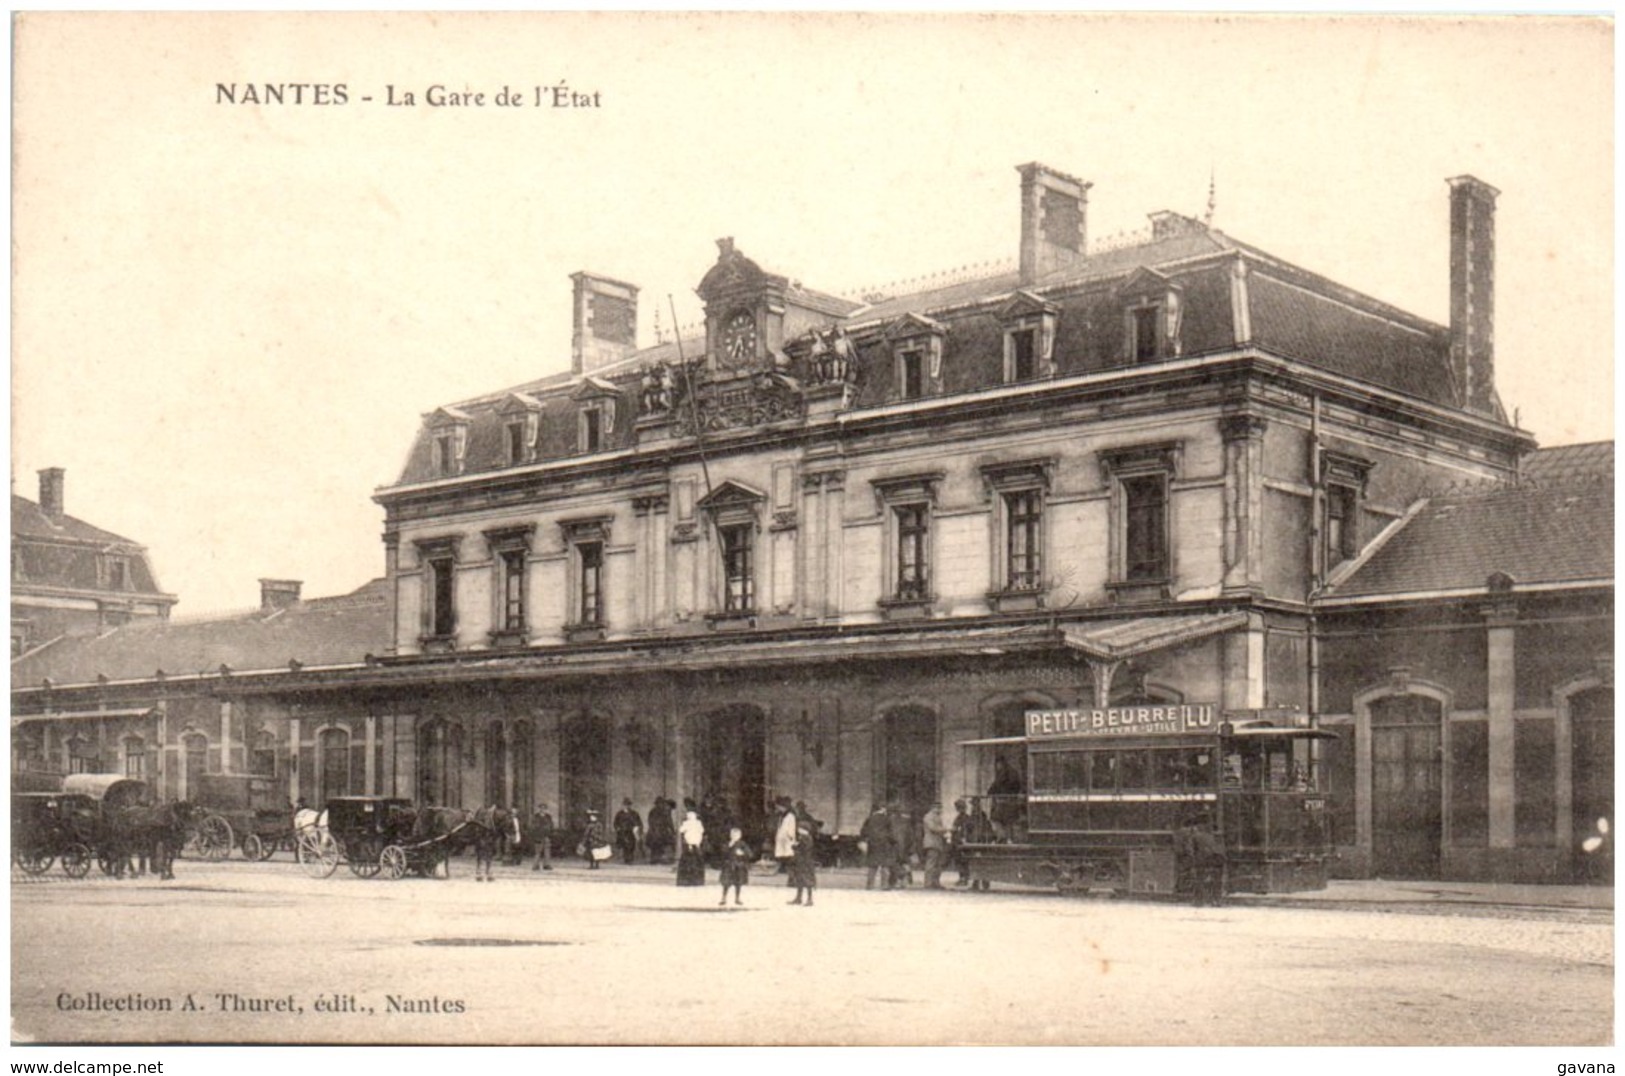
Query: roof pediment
[[571, 377, 620, 401], [882, 312, 948, 341], [996, 290, 1059, 320], [425, 406, 472, 427], [495, 392, 542, 414], [1116, 266, 1181, 298]]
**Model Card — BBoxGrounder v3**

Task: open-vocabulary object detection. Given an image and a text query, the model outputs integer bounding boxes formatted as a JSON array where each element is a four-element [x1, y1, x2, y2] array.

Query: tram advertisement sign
[[1025, 704, 1217, 739]]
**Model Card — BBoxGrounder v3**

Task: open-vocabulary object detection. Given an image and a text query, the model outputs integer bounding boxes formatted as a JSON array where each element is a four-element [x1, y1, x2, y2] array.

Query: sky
[[11, 12, 1614, 617]]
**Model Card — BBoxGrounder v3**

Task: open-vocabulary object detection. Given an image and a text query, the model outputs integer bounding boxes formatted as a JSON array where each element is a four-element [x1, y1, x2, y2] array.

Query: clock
[[720, 310, 758, 368]]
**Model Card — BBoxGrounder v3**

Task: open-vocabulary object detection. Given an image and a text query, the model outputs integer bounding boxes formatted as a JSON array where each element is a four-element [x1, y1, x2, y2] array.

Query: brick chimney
[[1447, 175, 1500, 416], [1018, 163, 1091, 285], [570, 272, 640, 375], [259, 578, 302, 614], [37, 467, 64, 521]]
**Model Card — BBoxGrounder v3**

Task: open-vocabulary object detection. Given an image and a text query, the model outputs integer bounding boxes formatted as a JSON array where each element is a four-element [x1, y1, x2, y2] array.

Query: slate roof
[[1326, 445, 1614, 600], [13, 494, 144, 548], [12, 494, 166, 596], [10, 579, 391, 688]]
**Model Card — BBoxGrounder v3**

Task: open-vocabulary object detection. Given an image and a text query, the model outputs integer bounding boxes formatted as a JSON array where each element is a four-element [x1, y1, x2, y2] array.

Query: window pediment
[[413, 535, 462, 559], [496, 392, 542, 415], [559, 514, 614, 544], [572, 377, 620, 401], [1320, 449, 1374, 491], [996, 290, 1059, 321], [980, 457, 1055, 497], [1098, 441, 1182, 482], [871, 471, 944, 510], [883, 312, 947, 342], [483, 524, 535, 553]]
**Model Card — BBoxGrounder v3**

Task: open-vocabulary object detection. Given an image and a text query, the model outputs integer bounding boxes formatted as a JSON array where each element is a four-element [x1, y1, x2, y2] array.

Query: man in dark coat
[[529, 802, 554, 871], [645, 797, 676, 864], [613, 798, 643, 864], [859, 803, 895, 890], [888, 802, 914, 888], [950, 799, 973, 886]]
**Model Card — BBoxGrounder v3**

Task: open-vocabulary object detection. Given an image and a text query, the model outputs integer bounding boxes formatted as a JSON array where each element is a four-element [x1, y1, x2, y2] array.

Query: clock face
[[720, 310, 758, 368]]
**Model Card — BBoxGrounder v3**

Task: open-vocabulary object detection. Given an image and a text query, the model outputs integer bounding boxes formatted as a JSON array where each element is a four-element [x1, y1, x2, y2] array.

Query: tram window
[[1089, 752, 1116, 792], [1118, 749, 1148, 790], [1032, 753, 1062, 791], [1148, 749, 1187, 789], [1267, 750, 1292, 790], [1223, 753, 1243, 786], [1060, 752, 1090, 791]]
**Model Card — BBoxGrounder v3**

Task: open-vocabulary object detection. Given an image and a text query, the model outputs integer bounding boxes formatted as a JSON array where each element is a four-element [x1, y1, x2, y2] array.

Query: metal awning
[[1060, 612, 1250, 662], [1228, 726, 1339, 741], [11, 707, 155, 729], [956, 736, 1027, 747]]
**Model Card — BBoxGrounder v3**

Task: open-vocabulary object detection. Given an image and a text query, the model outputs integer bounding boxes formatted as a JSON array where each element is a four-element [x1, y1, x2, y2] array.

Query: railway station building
[[11, 164, 1611, 882]]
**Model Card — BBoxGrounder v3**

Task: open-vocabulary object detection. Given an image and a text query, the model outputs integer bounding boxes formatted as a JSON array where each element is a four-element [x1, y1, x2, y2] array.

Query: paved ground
[[10, 858, 1614, 1046]]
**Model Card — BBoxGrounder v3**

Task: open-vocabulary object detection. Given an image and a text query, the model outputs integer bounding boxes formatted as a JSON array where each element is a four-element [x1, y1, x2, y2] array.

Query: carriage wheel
[[347, 839, 383, 878], [298, 832, 339, 879], [16, 850, 53, 875], [60, 843, 92, 879], [241, 834, 264, 861], [380, 845, 409, 881], [194, 815, 234, 861]]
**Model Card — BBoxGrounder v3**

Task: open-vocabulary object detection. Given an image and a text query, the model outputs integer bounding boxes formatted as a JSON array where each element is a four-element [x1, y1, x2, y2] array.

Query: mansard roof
[[12, 494, 167, 597]]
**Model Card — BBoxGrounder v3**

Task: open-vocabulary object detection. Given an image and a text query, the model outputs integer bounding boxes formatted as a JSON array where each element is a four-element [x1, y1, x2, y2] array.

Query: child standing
[[719, 826, 752, 906]]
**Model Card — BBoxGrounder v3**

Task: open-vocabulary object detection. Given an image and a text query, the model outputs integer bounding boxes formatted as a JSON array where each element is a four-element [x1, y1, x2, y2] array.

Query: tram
[[960, 704, 1336, 897]]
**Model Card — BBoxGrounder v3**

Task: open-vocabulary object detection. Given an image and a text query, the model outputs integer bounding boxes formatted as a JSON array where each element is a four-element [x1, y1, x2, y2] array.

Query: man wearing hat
[[613, 797, 643, 865], [528, 802, 555, 871], [920, 802, 949, 889]]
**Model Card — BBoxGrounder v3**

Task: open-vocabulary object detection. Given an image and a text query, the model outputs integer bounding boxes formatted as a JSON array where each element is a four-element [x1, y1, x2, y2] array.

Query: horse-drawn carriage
[[54, 775, 194, 880], [189, 773, 293, 860], [295, 797, 514, 880], [11, 790, 97, 878]]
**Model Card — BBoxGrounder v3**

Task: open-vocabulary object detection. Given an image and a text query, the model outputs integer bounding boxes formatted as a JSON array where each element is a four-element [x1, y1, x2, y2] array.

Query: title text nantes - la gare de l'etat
[[215, 82, 602, 108]]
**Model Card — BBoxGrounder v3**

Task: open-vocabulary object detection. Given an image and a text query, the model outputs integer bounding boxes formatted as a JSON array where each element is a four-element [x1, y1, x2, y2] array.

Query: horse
[[106, 801, 196, 881], [468, 805, 521, 882], [409, 806, 477, 878]]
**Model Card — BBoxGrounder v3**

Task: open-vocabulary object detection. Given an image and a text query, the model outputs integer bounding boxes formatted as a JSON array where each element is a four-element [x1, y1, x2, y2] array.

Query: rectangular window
[[895, 504, 929, 600], [1132, 306, 1160, 362], [721, 524, 754, 613], [1123, 474, 1168, 581], [1004, 489, 1042, 590], [1010, 329, 1036, 382], [501, 549, 527, 631], [428, 555, 456, 637], [506, 420, 527, 465], [577, 541, 604, 625], [106, 558, 129, 590], [900, 350, 924, 400], [582, 408, 602, 453], [1324, 484, 1359, 567], [124, 747, 147, 780], [433, 431, 457, 476]]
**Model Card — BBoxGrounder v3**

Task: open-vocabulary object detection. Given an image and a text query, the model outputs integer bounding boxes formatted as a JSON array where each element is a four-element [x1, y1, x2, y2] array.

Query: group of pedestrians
[[861, 798, 994, 890], [674, 795, 820, 907]]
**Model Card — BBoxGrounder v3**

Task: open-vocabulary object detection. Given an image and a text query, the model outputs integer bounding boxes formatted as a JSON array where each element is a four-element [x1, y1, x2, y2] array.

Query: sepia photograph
[[8, 11, 1613, 1057]]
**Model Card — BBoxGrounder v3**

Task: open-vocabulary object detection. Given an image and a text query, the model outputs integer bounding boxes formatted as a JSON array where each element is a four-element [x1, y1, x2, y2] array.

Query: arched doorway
[[695, 705, 768, 841], [417, 719, 463, 808], [560, 712, 611, 832], [1369, 694, 1443, 879], [1569, 686, 1613, 881], [879, 705, 938, 813]]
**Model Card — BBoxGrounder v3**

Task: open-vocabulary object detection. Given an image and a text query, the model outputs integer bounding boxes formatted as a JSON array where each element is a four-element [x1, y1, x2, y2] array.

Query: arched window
[[318, 727, 352, 804], [878, 705, 938, 814], [511, 721, 535, 816], [418, 719, 463, 808], [485, 721, 507, 806]]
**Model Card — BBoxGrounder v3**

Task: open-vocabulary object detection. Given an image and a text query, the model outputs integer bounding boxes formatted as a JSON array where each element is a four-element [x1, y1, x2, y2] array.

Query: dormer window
[[496, 393, 542, 467], [102, 555, 130, 591], [997, 292, 1058, 384], [884, 313, 947, 401], [426, 407, 471, 477], [1320, 450, 1374, 577], [572, 378, 619, 455], [1118, 268, 1183, 364]]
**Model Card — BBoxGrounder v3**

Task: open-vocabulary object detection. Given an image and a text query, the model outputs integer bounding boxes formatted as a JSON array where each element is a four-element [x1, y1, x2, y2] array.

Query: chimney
[[570, 272, 640, 375], [37, 467, 64, 521], [1018, 163, 1091, 285], [259, 578, 302, 614], [1447, 175, 1500, 416]]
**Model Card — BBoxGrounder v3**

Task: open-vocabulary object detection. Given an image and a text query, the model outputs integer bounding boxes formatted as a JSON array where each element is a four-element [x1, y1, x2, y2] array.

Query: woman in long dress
[[676, 810, 706, 886]]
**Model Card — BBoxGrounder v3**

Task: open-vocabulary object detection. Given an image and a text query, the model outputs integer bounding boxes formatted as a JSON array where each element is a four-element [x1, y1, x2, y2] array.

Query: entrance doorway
[[560, 712, 610, 832], [1369, 694, 1443, 879], [696, 705, 768, 841], [1570, 686, 1613, 882], [880, 706, 938, 813]]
